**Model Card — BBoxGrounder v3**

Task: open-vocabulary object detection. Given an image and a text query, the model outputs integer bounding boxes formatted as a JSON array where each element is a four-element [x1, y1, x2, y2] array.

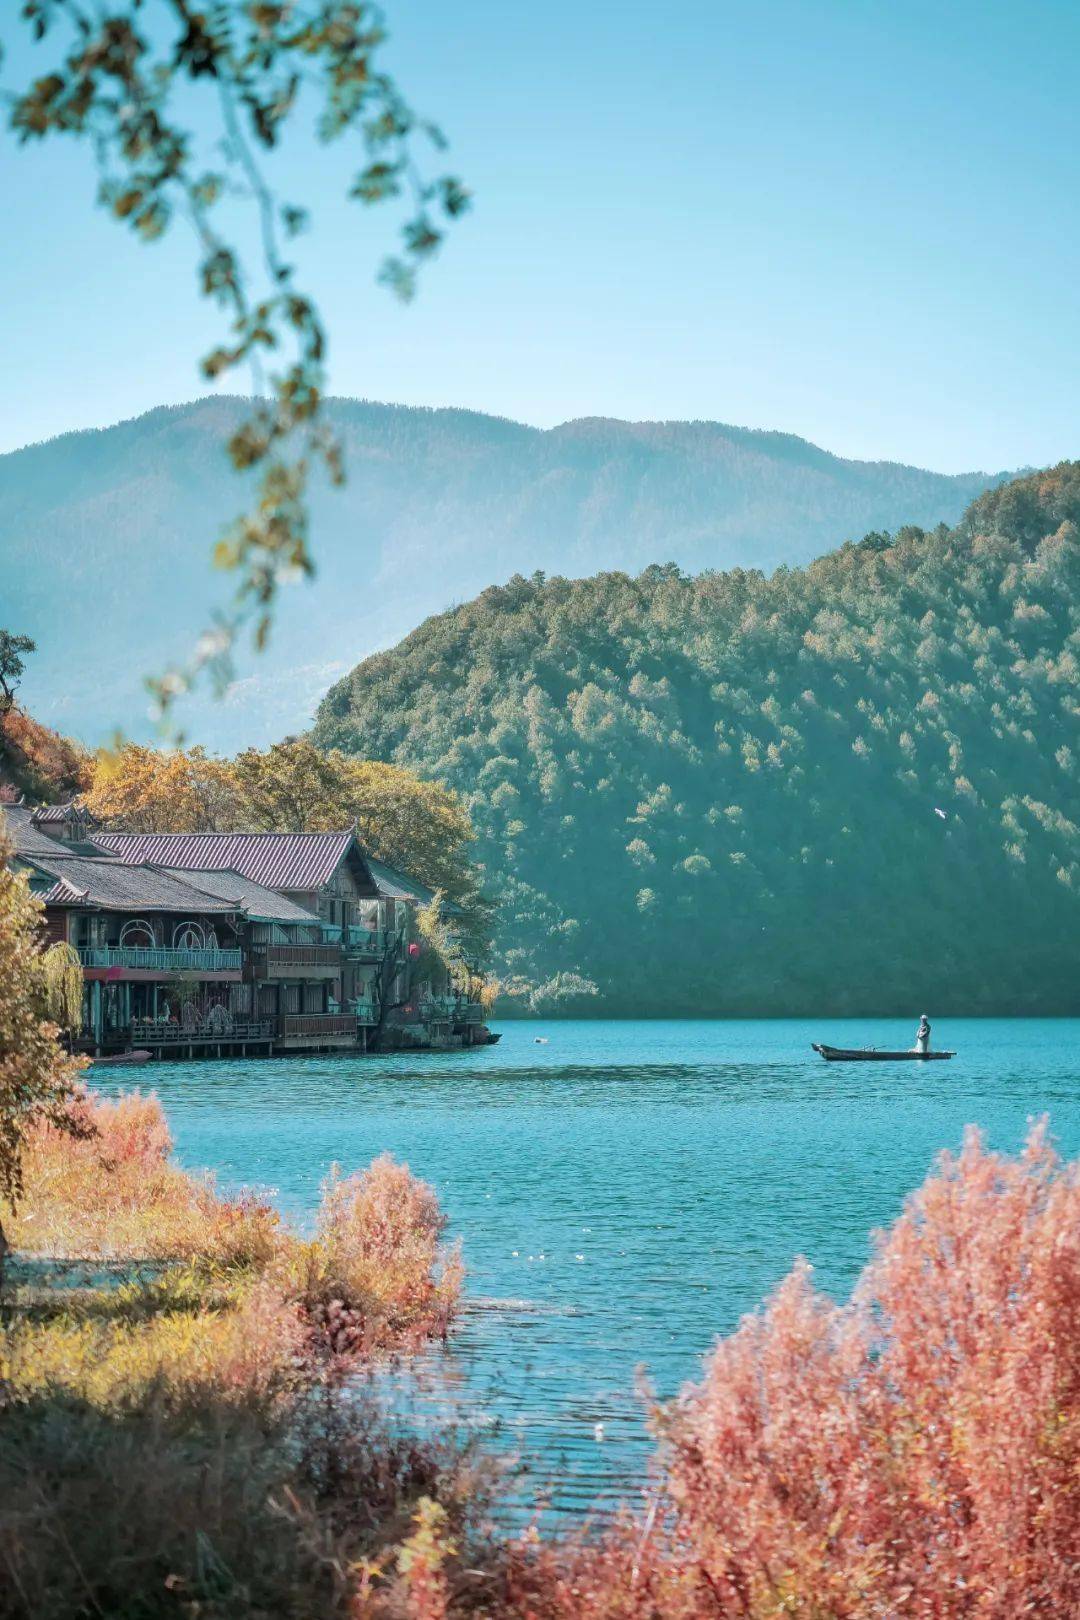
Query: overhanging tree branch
[[4, 1, 469, 726]]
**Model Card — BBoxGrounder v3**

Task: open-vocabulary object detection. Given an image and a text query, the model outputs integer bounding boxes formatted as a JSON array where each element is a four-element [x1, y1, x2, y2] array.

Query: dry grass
[[6, 1088, 282, 1265], [1, 1272, 306, 1415], [0, 1087, 477, 1620], [6, 1094, 463, 1356]]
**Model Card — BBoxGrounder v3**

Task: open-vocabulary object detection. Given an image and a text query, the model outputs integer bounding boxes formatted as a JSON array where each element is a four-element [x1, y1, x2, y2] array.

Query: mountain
[[312, 465, 1080, 1017], [1, 397, 1006, 750]]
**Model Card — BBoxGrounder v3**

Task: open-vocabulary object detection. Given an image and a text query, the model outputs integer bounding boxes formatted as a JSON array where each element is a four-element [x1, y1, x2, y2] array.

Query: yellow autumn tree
[[85, 744, 240, 832]]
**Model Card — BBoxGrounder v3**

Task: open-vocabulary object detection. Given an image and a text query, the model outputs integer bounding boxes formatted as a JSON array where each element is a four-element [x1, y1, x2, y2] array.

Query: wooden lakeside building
[[3, 803, 490, 1059]]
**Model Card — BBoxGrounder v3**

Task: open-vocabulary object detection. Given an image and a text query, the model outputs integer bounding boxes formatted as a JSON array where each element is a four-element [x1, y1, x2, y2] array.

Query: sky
[[3, 0, 1080, 473]]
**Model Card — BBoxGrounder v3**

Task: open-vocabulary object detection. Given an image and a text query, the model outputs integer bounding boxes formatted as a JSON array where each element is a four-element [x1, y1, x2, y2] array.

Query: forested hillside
[[0, 707, 90, 805], [313, 465, 1080, 1016], [3, 397, 1002, 749]]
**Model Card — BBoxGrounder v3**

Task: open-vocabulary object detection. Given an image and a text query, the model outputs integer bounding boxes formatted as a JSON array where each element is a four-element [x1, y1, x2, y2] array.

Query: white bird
[[934, 807, 947, 820], [534, 1037, 549, 1044], [594, 1422, 605, 1442]]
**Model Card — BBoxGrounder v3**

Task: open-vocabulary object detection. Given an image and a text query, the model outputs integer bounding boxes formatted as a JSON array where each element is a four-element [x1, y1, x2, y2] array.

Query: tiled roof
[[2, 804, 70, 859], [92, 830, 361, 892], [363, 854, 462, 913], [32, 802, 91, 826], [22, 855, 241, 914], [25, 869, 90, 906], [364, 854, 437, 905], [161, 867, 321, 925]]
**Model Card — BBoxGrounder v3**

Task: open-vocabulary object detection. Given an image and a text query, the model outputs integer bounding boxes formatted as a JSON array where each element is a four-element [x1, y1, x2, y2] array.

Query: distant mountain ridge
[[0, 396, 1009, 749]]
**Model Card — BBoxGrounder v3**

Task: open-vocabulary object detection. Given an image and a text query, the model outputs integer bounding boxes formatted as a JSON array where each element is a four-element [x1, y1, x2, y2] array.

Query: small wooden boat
[[812, 1043, 955, 1063], [89, 1049, 153, 1067]]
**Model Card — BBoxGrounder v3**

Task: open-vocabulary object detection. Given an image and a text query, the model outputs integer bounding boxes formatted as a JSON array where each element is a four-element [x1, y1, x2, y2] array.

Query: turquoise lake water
[[95, 1018, 1080, 1518]]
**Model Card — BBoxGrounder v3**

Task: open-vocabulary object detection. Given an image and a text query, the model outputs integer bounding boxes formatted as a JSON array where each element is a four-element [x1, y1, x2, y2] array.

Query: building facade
[[3, 804, 490, 1057]]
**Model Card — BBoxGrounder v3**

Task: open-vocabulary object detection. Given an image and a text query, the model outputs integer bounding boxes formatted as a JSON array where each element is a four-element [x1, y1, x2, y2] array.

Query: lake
[[95, 1018, 1080, 1518]]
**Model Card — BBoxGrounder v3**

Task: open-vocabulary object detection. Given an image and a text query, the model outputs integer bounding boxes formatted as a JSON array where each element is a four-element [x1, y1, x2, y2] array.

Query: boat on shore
[[89, 1049, 153, 1068], [812, 1042, 955, 1063]]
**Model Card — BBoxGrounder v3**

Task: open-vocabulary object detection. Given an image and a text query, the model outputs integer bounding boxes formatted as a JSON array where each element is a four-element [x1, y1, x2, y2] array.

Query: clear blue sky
[[3, 0, 1080, 472]]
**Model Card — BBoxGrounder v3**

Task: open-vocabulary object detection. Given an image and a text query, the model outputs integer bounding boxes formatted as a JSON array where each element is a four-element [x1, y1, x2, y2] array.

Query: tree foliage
[[86, 742, 238, 833], [313, 463, 1080, 1014], [5, 2, 466, 717], [0, 631, 35, 715], [0, 634, 93, 804], [0, 832, 86, 1236], [37, 942, 85, 1038], [0, 708, 93, 807]]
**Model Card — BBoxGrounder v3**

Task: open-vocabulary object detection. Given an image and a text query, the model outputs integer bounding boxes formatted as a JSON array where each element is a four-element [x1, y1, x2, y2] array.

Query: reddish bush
[[292, 1156, 463, 1357], [79, 1087, 173, 1170], [10, 1086, 281, 1264], [662, 1120, 1080, 1617]]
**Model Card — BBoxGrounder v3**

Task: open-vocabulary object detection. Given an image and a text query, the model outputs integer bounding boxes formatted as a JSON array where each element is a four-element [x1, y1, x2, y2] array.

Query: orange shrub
[[70, 1087, 172, 1169], [289, 1155, 463, 1357], [0, 705, 92, 803]]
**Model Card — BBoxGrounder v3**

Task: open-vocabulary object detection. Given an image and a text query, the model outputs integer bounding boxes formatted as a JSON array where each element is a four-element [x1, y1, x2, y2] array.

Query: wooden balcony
[[79, 945, 243, 975], [130, 1018, 272, 1046], [251, 943, 342, 980], [274, 1012, 358, 1043]]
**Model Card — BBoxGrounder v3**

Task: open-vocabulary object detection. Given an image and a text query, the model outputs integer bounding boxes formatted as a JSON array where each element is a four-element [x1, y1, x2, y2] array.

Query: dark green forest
[[313, 465, 1080, 1015]]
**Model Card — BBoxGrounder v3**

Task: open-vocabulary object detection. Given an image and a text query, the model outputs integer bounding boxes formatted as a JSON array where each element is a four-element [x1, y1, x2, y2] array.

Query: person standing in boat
[[914, 1014, 931, 1054]]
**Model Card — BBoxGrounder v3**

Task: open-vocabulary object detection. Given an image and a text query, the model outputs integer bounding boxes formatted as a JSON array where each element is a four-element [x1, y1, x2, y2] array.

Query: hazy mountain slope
[[1, 397, 1004, 749], [312, 464, 1080, 1017]]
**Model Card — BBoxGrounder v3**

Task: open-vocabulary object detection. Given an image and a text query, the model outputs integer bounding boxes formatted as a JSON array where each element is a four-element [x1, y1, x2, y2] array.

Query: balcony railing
[[344, 925, 397, 956], [354, 1000, 377, 1025], [260, 943, 342, 969], [275, 1013, 358, 1039], [418, 997, 485, 1025], [130, 1018, 272, 1044], [79, 945, 243, 973]]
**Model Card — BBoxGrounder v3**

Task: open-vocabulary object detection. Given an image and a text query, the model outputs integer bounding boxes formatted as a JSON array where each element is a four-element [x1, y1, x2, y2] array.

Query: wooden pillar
[[91, 980, 103, 1049]]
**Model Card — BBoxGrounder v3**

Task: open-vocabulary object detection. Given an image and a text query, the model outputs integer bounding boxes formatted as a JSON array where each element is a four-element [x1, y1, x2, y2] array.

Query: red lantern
[[407, 941, 421, 958]]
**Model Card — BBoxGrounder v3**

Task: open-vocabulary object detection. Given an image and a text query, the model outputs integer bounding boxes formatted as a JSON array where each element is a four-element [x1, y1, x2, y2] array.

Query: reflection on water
[[93, 1017, 1080, 1519]]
